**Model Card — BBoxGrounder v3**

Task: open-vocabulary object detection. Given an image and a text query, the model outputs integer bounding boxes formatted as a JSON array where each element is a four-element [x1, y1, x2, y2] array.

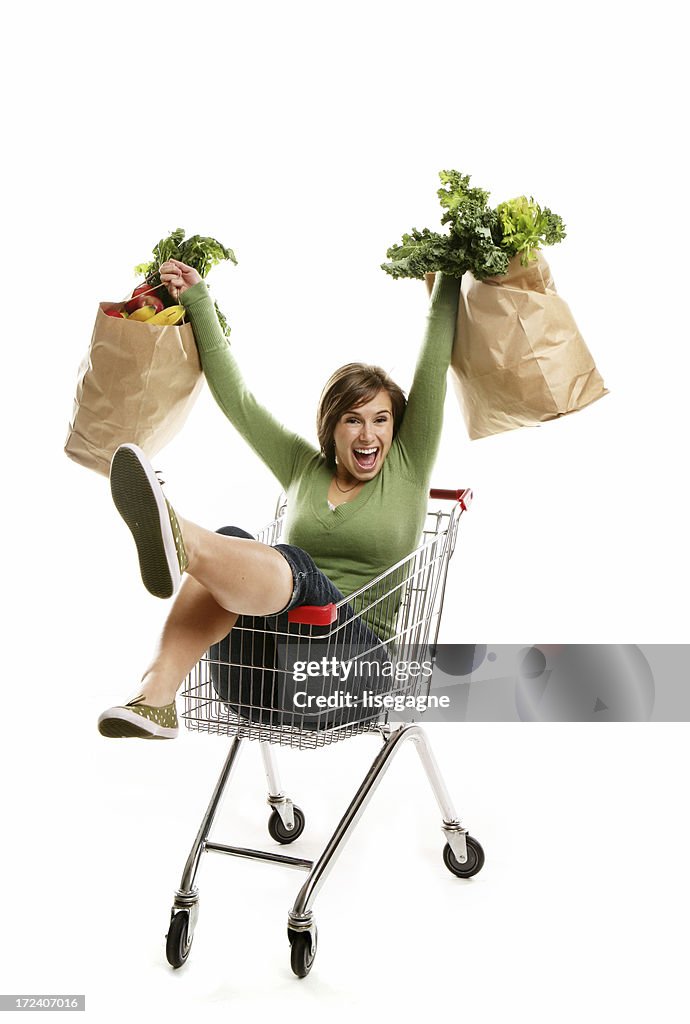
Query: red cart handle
[[429, 487, 473, 510]]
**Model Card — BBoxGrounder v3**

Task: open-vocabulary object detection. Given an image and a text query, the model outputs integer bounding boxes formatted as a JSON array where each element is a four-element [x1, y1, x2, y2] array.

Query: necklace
[[334, 475, 361, 494]]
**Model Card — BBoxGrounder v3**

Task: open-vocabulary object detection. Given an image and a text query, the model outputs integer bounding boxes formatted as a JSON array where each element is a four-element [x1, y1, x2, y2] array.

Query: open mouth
[[353, 446, 379, 470]]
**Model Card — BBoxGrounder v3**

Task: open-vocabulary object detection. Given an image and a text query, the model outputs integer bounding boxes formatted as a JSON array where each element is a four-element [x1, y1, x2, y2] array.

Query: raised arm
[[160, 263, 316, 489], [394, 272, 461, 478]]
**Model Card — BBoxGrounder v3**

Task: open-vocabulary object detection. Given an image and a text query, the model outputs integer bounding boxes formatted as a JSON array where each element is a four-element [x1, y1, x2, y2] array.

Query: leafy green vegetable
[[383, 171, 566, 280], [134, 228, 237, 337], [496, 196, 566, 265]]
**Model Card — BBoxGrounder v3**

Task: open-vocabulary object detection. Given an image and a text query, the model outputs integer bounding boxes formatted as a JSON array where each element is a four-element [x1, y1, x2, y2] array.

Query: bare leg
[[137, 576, 239, 706], [180, 519, 294, 616], [136, 522, 293, 707]]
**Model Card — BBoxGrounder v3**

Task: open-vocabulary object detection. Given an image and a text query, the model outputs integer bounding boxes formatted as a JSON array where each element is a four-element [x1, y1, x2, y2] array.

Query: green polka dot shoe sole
[[110, 444, 188, 599], [98, 696, 179, 739]]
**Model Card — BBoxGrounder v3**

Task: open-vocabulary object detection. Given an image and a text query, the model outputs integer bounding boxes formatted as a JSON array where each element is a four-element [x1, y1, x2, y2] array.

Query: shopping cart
[[167, 487, 484, 977]]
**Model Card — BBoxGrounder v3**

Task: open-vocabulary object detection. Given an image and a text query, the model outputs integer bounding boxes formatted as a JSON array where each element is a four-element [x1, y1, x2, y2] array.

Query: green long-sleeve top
[[180, 274, 460, 641]]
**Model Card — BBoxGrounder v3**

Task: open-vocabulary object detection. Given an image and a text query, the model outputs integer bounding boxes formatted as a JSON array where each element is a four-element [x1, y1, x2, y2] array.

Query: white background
[[2, 1, 688, 1021]]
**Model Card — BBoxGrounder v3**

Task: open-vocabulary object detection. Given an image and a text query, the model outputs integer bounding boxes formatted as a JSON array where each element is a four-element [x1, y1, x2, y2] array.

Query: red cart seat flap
[[287, 603, 338, 626]]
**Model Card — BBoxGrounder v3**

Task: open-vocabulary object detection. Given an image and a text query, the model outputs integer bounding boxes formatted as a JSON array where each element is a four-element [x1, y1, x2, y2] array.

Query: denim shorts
[[208, 525, 388, 730]]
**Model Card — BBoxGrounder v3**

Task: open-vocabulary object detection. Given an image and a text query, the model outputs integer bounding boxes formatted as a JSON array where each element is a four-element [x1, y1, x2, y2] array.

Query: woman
[[98, 259, 459, 739]]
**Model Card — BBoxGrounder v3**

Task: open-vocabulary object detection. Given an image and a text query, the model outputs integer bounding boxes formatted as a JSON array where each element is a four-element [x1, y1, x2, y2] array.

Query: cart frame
[[166, 488, 484, 977]]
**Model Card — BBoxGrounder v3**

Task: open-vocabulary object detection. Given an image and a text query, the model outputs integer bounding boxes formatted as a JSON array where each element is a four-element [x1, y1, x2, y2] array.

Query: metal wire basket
[[181, 489, 470, 750]]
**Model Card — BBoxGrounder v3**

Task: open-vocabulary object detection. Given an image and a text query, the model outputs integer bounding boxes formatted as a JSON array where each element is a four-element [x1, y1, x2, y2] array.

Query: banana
[[128, 305, 157, 322], [148, 305, 186, 326]]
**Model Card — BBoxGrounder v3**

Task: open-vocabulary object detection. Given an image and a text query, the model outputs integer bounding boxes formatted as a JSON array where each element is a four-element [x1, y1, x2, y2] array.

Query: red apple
[[105, 309, 126, 318], [125, 283, 164, 314]]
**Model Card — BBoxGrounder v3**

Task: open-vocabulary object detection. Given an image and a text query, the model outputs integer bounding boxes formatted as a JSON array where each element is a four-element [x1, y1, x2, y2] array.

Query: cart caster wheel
[[289, 928, 317, 978], [443, 836, 485, 878], [166, 910, 193, 969], [268, 805, 306, 844]]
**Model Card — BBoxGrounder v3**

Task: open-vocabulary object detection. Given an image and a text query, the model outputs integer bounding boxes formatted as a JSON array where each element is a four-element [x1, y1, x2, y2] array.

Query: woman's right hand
[[159, 258, 202, 300]]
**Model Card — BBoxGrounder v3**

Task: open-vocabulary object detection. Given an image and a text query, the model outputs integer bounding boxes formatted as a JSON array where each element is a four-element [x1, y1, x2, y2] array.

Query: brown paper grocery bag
[[447, 252, 608, 439], [64, 302, 204, 475]]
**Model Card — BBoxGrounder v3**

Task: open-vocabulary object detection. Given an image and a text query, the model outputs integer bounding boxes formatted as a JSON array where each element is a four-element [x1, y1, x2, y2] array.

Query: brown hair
[[316, 363, 407, 468]]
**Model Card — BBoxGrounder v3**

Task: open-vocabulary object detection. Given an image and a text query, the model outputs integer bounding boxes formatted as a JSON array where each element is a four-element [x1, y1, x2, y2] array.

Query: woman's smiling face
[[332, 389, 394, 482]]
